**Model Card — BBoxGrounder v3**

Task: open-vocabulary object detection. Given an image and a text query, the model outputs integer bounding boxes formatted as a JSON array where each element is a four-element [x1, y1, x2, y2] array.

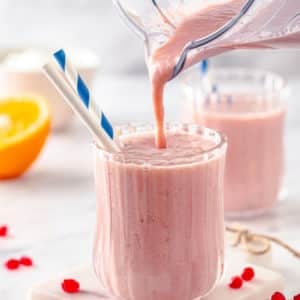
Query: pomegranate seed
[[294, 294, 300, 300], [271, 292, 286, 300], [61, 279, 80, 294], [241, 267, 255, 281], [0, 225, 8, 237], [229, 276, 243, 289], [19, 256, 33, 267], [4, 259, 20, 270]]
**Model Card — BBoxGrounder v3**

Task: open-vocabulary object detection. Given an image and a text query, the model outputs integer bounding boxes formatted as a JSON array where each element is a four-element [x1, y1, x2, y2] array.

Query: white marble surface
[[1, 74, 300, 299], [29, 253, 284, 300]]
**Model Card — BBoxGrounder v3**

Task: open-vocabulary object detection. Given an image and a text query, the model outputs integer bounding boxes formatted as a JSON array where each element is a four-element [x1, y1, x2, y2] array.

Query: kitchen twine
[[226, 225, 300, 258]]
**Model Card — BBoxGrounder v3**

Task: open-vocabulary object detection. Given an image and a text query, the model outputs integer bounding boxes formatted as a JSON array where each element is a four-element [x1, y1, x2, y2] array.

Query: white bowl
[[0, 48, 100, 131]]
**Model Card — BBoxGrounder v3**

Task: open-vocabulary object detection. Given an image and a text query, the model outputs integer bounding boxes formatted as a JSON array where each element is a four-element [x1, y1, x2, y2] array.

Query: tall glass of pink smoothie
[[93, 123, 227, 300], [181, 68, 286, 217]]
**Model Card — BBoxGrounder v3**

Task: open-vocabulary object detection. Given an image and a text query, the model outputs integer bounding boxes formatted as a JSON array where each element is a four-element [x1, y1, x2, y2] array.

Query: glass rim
[[181, 66, 287, 92], [94, 122, 227, 167]]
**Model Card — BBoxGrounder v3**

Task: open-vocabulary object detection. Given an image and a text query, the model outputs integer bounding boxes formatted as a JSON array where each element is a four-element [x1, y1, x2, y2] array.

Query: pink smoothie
[[148, 0, 299, 148], [190, 95, 285, 213], [94, 127, 227, 300]]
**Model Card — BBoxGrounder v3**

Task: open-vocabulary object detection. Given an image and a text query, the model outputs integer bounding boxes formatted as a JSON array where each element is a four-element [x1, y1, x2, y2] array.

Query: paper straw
[[200, 60, 209, 75], [53, 49, 116, 143], [199, 60, 213, 92], [43, 62, 120, 152], [200, 60, 212, 105], [199, 60, 222, 104]]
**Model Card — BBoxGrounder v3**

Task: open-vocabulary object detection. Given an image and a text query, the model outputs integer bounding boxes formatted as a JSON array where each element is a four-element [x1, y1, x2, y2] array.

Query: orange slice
[[0, 96, 51, 179]]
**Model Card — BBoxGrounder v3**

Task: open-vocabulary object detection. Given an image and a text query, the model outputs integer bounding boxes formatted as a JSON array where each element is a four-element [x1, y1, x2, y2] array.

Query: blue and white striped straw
[[200, 60, 212, 105], [53, 49, 115, 142], [199, 60, 224, 104], [200, 60, 209, 75], [43, 53, 119, 152]]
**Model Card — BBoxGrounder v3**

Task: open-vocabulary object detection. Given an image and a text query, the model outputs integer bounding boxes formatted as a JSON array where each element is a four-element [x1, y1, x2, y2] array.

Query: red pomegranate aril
[[229, 276, 243, 289], [19, 256, 33, 267], [241, 267, 255, 281], [271, 292, 286, 300], [5, 259, 20, 270], [61, 279, 80, 294], [0, 225, 8, 237]]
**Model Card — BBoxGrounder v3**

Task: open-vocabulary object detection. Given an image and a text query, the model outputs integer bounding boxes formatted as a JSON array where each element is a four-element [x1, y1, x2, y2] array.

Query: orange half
[[0, 96, 51, 179]]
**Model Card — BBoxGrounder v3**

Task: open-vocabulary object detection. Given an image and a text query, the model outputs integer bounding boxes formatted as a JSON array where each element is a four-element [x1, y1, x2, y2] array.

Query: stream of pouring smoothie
[[148, 0, 300, 148], [148, 0, 244, 148]]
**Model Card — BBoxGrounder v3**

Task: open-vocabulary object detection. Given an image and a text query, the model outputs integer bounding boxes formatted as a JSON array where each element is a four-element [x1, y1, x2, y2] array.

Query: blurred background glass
[[1, 0, 300, 78]]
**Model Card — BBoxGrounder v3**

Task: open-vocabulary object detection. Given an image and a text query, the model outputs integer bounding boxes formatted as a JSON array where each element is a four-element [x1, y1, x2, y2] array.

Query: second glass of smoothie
[[93, 123, 227, 300], [181, 68, 286, 217]]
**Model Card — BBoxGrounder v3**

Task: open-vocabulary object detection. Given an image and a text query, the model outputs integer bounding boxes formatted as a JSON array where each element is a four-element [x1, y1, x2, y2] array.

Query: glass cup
[[181, 68, 287, 217], [93, 123, 227, 300]]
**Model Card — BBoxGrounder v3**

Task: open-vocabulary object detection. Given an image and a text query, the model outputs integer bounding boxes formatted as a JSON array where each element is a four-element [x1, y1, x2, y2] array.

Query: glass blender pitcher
[[112, 0, 300, 79]]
